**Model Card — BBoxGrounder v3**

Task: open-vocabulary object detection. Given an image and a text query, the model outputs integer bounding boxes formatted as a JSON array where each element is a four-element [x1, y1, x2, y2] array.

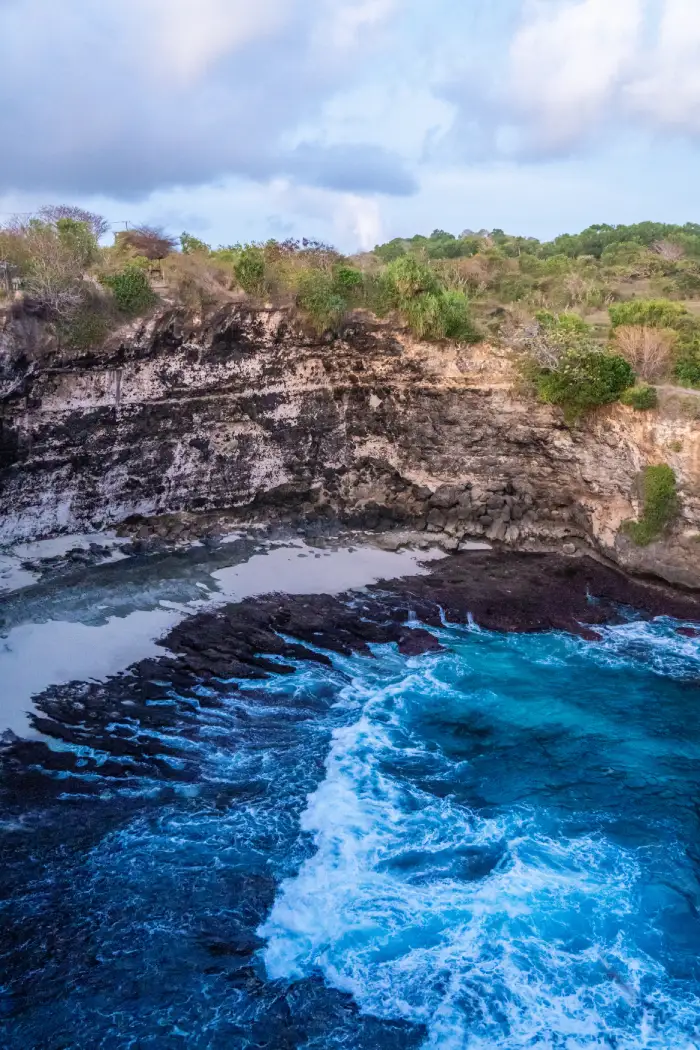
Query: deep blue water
[[2, 615, 700, 1048]]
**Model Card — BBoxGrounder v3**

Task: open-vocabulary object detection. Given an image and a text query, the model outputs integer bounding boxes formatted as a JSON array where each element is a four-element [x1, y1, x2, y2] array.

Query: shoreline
[[0, 533, 447, 738]]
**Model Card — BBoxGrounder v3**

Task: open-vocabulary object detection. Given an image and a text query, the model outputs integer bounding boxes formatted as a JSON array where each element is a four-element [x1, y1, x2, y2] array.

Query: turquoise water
[[1, 615, 700, 1048]]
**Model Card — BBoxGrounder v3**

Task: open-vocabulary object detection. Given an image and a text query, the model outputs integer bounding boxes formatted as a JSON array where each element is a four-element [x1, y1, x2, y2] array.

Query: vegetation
[[3, 209, 700, 386], [625, 465, 678, 545], [620, 384, 659, 410], [100, 266, 157, 315], [115, 226, 177, 261], [533, 347, 634, 421], [612, 325, 675, 381], [514, 312, 633, 419]]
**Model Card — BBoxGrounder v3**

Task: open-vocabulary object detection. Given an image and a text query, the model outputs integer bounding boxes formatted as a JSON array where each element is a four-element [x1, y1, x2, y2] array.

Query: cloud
[[626, 0, 700, 133], [507, 0, 643, 149], [0, 0, 412, 199], [439, 0, 700, 162], [139, 0, 292, 84]]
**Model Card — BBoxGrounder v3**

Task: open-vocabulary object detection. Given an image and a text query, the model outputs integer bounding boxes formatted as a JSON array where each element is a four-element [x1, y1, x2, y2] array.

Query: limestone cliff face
[[1, 304, 699, 586]]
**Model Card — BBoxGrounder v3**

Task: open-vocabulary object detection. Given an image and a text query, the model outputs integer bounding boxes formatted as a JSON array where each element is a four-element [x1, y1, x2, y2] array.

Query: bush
[[609, 298, 689, 329], [14, 220, 87, 317], [536, 310, 590, 340], [535, 349, 634, 420], [234, 246, 265, 294], [385, 256, 439, 300], [675, 354, 700, 388], [435, 289, 480, 341], [296, 269, 347, 329], [382, 257, 479, 342], [101, 267, 157, 315], [625, 465, 678, 545], [613, 325, 675, 380], [332, 265, 364, 294], [620, 384, 658, 410]]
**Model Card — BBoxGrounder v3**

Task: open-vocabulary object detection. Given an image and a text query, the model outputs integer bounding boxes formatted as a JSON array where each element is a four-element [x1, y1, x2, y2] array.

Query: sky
[[1, 0, 700, 251]]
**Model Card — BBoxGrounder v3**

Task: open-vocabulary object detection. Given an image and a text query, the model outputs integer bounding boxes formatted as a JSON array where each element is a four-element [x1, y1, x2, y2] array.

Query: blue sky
[[1, 0, 700, 250]]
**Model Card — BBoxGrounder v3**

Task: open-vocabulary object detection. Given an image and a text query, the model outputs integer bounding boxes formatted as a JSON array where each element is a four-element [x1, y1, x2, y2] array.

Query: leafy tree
[[55, 218, 100, 268], [38, 205, 110, 240], [180, 232, 211, 255]]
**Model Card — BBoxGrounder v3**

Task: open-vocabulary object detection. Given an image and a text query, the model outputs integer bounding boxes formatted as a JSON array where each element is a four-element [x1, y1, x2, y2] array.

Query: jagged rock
[[429, 484, 463, 509]]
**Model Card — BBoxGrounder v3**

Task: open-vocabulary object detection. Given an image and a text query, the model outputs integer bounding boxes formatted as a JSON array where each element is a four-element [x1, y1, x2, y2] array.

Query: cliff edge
[[1, 304, 698, 587]]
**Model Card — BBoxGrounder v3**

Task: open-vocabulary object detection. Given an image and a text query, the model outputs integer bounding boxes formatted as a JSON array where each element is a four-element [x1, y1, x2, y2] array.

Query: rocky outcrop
[[1, 304, 699, 586]]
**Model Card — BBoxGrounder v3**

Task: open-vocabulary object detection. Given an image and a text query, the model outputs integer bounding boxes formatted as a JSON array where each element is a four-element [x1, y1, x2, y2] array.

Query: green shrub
[[101, 267, 157, 315], [234, 246, 265, 294], [384, 256, 439, 300], [625, 464, 678, 545], [620, 384, 658, 410], [675, 355, 700, 388], [435, 290, 480, 341], [332, 265, 364, 294], [382, 257, 479, 342], [296, 269, 347, 329], [609, 298, 689, 329], [536, 310, 590, 338], [535, 349, 634, 421]]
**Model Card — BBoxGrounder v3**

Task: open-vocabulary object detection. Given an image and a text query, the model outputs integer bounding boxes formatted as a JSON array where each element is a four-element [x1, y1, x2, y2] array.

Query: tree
[[39, 205, 110, 241], [115, 226, 177, 260], [180, 232, 211, 255]]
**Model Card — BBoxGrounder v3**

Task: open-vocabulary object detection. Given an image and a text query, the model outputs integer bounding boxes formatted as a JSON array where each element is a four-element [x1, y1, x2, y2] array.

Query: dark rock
[[429, 485, 462, 509], [397, 628, 444, 656], [427, 508, 447, 529]]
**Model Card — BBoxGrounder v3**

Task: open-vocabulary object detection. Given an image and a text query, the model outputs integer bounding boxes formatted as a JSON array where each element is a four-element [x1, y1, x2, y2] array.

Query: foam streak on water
[[261, 622, 700, 1049]]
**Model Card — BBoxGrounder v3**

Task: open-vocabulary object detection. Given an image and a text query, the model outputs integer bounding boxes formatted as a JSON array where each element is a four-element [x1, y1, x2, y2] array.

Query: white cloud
[[320, 0, 397, 51], [626, 0, 700, 133], [139, 0, 292, 84], [507, 0, 643, 148], [0, 0, 414, 198]]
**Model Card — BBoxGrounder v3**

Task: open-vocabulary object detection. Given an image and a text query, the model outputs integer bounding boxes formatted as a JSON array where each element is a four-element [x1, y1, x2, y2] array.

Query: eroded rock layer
[[1, 305, 699, 585]]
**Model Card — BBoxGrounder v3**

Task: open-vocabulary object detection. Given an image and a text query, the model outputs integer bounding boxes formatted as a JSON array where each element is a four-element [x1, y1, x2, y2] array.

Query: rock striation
[[1, 303, 699, 586]]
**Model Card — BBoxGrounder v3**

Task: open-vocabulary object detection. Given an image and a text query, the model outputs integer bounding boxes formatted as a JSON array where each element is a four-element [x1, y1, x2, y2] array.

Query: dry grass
[[160, 253, 236, 309], [613, 325, 676, 381]]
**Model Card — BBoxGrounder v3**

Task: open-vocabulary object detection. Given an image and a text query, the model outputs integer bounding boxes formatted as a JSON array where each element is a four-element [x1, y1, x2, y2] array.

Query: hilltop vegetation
[[372, 222, 700, 313], [2, 210, 700, 414]]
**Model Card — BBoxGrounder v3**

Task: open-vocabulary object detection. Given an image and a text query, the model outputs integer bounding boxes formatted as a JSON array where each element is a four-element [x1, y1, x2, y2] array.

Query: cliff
[[1, 304, 699, 587]]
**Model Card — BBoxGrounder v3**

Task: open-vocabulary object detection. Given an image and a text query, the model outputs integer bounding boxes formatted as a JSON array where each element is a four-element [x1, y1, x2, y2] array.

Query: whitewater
[[1, 542, 699, 1048]]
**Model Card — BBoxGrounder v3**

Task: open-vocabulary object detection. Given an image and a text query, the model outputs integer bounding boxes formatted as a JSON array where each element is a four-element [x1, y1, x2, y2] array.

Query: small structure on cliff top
[[0, 261, 21, 297]]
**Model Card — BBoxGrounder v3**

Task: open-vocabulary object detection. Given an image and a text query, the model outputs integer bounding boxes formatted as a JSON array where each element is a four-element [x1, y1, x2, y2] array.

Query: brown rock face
[[1, 304, 699, 586]]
